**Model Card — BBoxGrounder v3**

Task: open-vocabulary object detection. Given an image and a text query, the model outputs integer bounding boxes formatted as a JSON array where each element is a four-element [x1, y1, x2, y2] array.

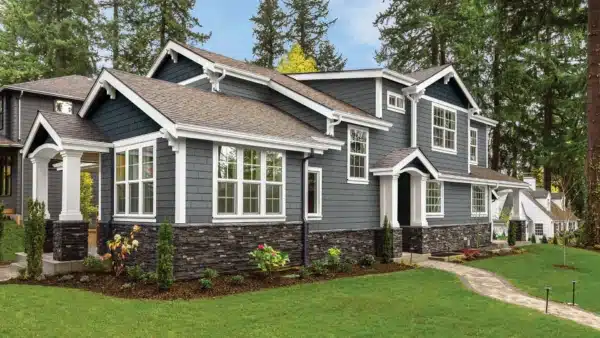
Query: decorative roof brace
[[101, 80, 116, 99], [204, 68, 227, 92], [168, 49, 178, 63], [444, 72, 454, 84], [326, 116, 342, 136]]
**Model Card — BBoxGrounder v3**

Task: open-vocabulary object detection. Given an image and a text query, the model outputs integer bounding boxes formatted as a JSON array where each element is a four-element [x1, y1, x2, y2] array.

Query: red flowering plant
[[249, 243, 289, 275], [102, 225, 141, 276], [461, 248, 481, 261]]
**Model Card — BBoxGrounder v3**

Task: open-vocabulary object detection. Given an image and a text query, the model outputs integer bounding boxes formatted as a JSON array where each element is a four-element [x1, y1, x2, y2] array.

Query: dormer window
[[387, 91, 405, 113], [54, 100, 73, 114]]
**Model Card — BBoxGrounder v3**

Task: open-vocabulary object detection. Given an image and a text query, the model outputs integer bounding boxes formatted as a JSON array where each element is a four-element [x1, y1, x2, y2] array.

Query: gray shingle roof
[[443, 166, 526, 185], [373, 148, 418, 169], [107, 69, 329, 144], [551, 203, 578, 221], [172, 41, 374, 120], [405, 65, 451, 84], [530, 188, 550, 199], [3, 75, 94, 100], [0, 135, 21, 147], [39, 111, 108, 143]]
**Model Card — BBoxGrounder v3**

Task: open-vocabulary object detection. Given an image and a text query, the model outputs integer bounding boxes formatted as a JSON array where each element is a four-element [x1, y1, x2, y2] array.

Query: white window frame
[[425, 180, 444, 218], [347, 125, 369, 184], [535, 223, 544, 236], [386, 91, 405, 113], [54, 99, 73, 114], [305, 167, 322, 221], [113, 139, 157, 221], [212, 145, 286, 223], [469, 127, 478, 165], [431, 103, 457, 155], [470, 184, 488, 217]]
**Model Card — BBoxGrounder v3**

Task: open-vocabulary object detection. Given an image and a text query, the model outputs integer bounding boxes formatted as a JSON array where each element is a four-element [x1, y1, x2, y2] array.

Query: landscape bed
[[3, 262, 412, 300]]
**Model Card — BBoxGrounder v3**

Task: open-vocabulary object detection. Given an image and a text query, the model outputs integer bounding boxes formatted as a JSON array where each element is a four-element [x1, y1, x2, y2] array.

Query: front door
[[398, 173, 411, 226]]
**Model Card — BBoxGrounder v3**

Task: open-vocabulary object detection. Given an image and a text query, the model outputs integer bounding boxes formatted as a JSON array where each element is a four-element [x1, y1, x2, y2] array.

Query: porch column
[[379, 175, 399, 228], [30, 157, 50, 218], [59, 150, 83, 221], [410, 175, 428, 227]]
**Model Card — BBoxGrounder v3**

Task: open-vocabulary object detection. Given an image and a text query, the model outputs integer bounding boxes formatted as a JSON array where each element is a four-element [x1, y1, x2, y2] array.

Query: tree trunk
[[113, 0, 120, 69], [543, 86, 553, 191], [430, 29, 439, 66], [586, 1, 600, 245], [159, 0, 167, 48], [491, 46, 501, 170]]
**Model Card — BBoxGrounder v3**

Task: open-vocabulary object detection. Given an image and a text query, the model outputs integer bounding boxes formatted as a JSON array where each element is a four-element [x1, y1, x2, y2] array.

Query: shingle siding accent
[[153, 56, 204, 83], [427, 182, 488, 226], [471, 121, 488, 167], [156, 138, 175, 222], [426, 79, 469, 109]]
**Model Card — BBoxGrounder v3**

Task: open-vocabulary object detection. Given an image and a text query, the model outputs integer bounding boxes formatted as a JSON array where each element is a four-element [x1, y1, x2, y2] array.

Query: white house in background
[[492, 175, 579, 240]]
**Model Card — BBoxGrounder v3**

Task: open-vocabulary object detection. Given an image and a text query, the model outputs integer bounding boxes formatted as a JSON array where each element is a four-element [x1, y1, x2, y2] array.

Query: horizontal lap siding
[[427, 182, 488, 225], [220, 77, 271, 102], [152, 56, 204, 83], [304, 79, 376, 116], [156, 138, 175, 222], [471, 121, 488, 167], [270, 92, 327, 133], [100, 151, 113, 221]]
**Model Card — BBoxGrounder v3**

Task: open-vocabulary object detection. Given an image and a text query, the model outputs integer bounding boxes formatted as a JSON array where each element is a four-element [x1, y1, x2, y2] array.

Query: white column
[[31, 157, 50, 219], [379, 175, 399, 228], [59, 150, 83, 221], [511, 188, 522, 220], [174, 138, 187, 223], [410, 175, 428, 227]]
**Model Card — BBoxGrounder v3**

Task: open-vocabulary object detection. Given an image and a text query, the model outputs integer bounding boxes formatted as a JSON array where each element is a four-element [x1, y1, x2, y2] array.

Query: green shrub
[[530, 234, 536, 244], [80, 172, 97, 226], [326, 247, 341, 271], [359, 254, 376, 268], [0, 203, 4, 261], [126, 265, 145, 282], [249, 243, 289, 275], [492, 232, 497, 240], [507, 223, 516, 246], [310, 259, 328, 276], [230, 275, 244, 285], [339, 261, 353, 273], [541, 235, 548, 244], [381, 215, 393, 263], [202, 268, 219, 280], [83, 256, 106, 272], [25, 199, 45, 279], [157, 221, 174, 291], [200, 278, 213, 290], [553, 235, 559, 245], [298, 267, 312, 279], [142, 272, 158, 283]]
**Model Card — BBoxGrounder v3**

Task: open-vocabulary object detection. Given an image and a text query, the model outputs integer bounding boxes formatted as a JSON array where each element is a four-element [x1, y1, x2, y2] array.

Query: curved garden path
[[0, 266, 16, 282], [421, 260, 600, 330]]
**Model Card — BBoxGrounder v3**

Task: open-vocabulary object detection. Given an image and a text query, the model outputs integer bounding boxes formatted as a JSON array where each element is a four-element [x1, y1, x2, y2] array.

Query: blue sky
[[195, 0, 389, 69]]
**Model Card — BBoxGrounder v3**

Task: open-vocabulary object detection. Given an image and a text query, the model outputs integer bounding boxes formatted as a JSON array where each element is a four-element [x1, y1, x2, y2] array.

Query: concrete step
[[9, 262, 25, 275], [10, 253, 85, 276], [15, 252, 27, 265]]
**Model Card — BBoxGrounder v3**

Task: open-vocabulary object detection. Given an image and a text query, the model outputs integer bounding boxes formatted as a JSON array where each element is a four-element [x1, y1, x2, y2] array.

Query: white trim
[[113, 139, 157, 220], [470, 184, 488, 217], [467, 110, 471, 173], [305, 167, 322, 221], [288, 68, 416, 86], [268, 81, 333, 119], [114, 217, 157, 223], [28, 143, 60, 160], [98, 153, 102, 221], [386, 91, 405, 114], [370, 148, 440, 180], [425, 180, 444, 218], [347, 125, 369, 184], [178, 74, 209, 86], [471, 114, 498, 127], [147, 41, 217, 79], [485, 126, 490, 168], [469, 127, 478, 165], [174, 138, 186, 223], [421, 95, 467, 112], [438, 172, 529, 189], [113, 132, 162, 148], [23, 114, 61, 156], [431, 103, 457, 155], [333, 111, 392, 131], [375, 78, 382, 118]]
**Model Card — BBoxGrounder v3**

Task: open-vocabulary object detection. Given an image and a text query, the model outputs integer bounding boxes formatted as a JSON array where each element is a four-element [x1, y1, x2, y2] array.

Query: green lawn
[[1, 269, 597, 337], [1, 221, 23, 261], [468, 244, 600, 313]]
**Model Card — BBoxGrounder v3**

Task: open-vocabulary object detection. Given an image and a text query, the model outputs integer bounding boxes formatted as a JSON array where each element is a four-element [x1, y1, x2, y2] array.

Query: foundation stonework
[[402, 223, 491, 254], [53, 221, 88, 261]]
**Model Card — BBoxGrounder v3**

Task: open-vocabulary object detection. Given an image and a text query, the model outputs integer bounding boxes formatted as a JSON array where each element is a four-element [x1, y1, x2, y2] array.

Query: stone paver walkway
[[421, 260, 600, 330], [0, 266, 16, 282]]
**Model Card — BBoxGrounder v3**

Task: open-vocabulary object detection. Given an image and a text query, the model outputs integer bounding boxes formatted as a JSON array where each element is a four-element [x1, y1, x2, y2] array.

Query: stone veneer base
[[53, 221, 89, 261], [401, 223, 491, 254]]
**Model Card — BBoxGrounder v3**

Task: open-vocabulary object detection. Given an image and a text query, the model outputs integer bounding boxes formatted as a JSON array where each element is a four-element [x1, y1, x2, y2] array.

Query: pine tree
[[276, 43, 318, 74], [315, 40, 346, 71], [147, 0, 210, 49], [251, 0, 287, 68]]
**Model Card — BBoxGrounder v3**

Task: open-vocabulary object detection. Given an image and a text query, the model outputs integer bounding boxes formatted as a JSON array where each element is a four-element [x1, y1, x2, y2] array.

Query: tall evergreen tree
[[251, 0, 287, 68], [284, 0, 345, 71], [147, 0, 210, 49]]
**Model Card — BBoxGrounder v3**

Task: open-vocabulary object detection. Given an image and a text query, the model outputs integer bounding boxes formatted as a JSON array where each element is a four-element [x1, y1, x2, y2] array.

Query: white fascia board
[[78, 71, 177, 136], [215, 63, 270, 85], [146, 41, 216, 78], [381, 69, 417, 86], [61, 138, 112, 153], [289, 69, 416, 86], [269, 81, 334, 119], [178, 74, 208, 85], [310, 136, 344, 150], [22, 114, 63, 157], [439, 173, 529, 189], [175, 124, 333, 154], [77, 75, 104, 119], [471, 114, 498, 127], [333, 111, 393, 131], [113, 132, 163, 148]]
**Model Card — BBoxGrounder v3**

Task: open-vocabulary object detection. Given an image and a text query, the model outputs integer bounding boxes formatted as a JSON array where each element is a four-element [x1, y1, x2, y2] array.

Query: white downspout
[[18, 90, 23, 141], [18, 91, 24, 219]]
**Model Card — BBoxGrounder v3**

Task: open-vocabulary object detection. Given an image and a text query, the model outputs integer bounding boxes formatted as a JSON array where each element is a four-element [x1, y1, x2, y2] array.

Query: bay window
[[347, 126, 369, 183], [114, 140, 155, 218], [471, 185, 488, 217], [214, 145, 285, 221], [432, 104, 457, 154]]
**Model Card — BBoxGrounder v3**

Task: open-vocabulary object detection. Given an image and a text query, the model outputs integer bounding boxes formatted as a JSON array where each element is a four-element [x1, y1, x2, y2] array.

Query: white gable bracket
[[101, 80, 116, 99], [168, 49, 178, 63], [444, 72, 454, 84]]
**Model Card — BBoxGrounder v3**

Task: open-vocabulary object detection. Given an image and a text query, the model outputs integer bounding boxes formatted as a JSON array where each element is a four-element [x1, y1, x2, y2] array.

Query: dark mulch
[[553, 264, 579, 271], [2, 263, 413, 300]]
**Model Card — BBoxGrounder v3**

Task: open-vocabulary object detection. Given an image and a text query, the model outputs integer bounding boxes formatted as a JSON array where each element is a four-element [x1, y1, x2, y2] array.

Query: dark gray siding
[[186, 139, 212, 223], [156, 138, 175, 222], [89, 93, 160, 141], [153, 56, 204, 83], [286, 152, 302, 222], [220, 77, 271, 102], [100, 151, 113, 221], [48, 168, 62, 219], [303, 79, 376, 115], [471, 121, 487, 167], [426, 79, 469, 109], [427, 182, 488, 226], [269, 92, 327, 133]]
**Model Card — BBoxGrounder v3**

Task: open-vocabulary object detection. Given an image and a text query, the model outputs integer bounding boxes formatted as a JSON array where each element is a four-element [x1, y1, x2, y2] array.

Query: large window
[[387, 91, 405, 113], [0, 156, 11, 196], [214, 145, 285, 221], [347, 126, 369, 183], [432, 104, 457, 154], [114, 141, 155, 218], [471, 185, 487, 216], [306, 167, 322, 220], [535, 223, 544, 236], [426, 180, 443, 216], [54, 100, 73, 114], [469, 128, 478, 164]]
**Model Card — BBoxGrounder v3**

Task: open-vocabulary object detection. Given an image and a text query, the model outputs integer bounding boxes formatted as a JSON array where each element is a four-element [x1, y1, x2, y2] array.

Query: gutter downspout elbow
[[301, 149, 315, 266]]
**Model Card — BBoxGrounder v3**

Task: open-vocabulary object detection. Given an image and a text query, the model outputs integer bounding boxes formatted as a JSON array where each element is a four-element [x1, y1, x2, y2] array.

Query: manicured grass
[[468, 244, 600, 313], [1, 221, 23, 261], [1, 269, 597, 337]]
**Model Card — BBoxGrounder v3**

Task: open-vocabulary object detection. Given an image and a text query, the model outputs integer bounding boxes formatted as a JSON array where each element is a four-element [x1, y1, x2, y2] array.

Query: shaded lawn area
[[1, 221, 23, 261], [468, 244, 600, 313], [1, 269, 597, 337]]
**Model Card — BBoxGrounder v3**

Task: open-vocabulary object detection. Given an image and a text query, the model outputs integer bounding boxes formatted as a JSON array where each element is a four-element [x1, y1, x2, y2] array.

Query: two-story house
[[21, 40, 528, 278], [0, 75, 94, 220]]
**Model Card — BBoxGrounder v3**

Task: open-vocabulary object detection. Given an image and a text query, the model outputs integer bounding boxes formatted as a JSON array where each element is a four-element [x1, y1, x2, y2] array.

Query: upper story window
[[214, 145, 286, 221], [426, 180, 443, 217], [54, 100, 73, 114], [387, 91, 405, 113], [347, 126, 369, 184], [114, 140, 156, 218], [469, 128, 478, 165], [432, 104, 457, 154], [471, 184, 488, 217]]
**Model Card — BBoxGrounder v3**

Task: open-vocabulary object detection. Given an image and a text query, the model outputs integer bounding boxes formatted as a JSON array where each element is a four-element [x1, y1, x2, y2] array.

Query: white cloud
[[329, 0, 388, 46]]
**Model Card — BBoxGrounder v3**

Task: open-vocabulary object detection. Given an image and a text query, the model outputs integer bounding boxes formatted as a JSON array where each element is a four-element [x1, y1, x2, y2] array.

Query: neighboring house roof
[[440, 166, 528, 188], [107, 69, 334, 145], [2, 75, 94, 101], [39, 111, 108, 143], [0, 135, 21, 147], [551, 192, 564, 199], [551, 203, 579, 221], [522, 190, 555, 219], [530, 188, 550, 199]]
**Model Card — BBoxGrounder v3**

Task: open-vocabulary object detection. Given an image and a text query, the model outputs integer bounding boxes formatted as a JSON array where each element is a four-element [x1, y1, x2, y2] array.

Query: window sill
[[113, 215, 156, 223], [212, 215, 286, 224], [347, 178, 369, 185], [306, 214, 322, 221], [431, 146, 457, 155], [387, 106, 405, 114], [426, 213, 444, 218], [469, 160, 478, 166], [471, 213, 488, 218]]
